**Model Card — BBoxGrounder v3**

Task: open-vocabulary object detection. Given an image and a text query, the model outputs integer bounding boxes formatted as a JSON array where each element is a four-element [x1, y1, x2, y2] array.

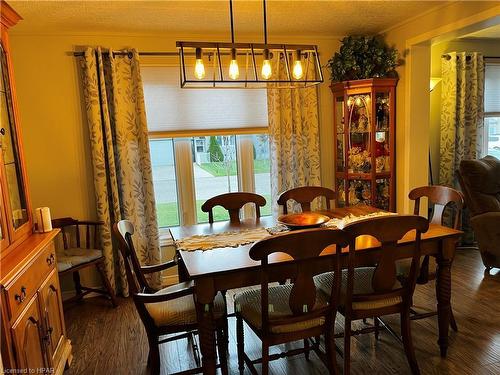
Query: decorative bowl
[[277, 213, 331, 230]]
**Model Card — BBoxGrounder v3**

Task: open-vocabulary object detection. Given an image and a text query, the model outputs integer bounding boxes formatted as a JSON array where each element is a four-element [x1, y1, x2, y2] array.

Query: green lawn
[[156, 194, 272, 227], [199, 159, 270, 177]]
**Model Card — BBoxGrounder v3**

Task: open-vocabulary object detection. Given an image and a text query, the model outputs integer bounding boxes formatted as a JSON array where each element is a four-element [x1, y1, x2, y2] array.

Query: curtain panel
[[79, 47, 160, 296], [267, 55, 322, 215], [439, 52, 485, 188]]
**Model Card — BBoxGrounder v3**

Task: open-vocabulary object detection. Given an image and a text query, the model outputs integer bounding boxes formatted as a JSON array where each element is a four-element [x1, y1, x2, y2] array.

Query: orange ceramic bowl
[[277, 213, 330, 230]]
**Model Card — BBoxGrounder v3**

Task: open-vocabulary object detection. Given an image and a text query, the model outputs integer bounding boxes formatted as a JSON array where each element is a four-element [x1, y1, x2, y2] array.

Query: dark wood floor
[[64, 249, 500, 375]]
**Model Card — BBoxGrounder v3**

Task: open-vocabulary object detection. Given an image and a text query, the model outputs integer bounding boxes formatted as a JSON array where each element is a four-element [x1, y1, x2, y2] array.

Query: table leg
[[195, 281, 217, 375], [436, 238, 455, 357]]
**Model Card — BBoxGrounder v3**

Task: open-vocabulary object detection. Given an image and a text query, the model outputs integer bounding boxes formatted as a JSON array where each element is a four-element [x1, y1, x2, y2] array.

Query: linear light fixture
[[176, 0, 323, 89]]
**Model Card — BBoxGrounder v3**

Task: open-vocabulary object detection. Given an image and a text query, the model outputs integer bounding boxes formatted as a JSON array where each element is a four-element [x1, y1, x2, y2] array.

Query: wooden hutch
[[0, 2, 72, 373], [331, 78, 397, 211]]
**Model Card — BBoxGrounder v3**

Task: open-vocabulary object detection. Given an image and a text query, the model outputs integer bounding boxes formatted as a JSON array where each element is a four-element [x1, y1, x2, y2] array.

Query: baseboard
[[61, 287, 102, 301]]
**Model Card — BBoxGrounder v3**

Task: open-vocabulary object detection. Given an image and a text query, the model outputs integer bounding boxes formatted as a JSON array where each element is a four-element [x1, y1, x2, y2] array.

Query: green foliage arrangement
[[328, 35, 403, 82], [208, 136, 224, 162]]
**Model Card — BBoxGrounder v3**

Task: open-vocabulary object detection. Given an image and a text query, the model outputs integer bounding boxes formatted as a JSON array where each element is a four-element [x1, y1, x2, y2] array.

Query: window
[[484, 60, 500, 159], [142, 64, 270, 227]]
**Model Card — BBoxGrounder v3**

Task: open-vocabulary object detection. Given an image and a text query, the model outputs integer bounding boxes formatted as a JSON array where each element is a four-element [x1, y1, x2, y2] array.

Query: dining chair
[[277, 186, 336, 214], [201, 192, 266, 224], [234, 228, 350, 375], [315, 215, 429, 375], [113, 220, 229, 375], [51, 217, 117, 307], [399, 185, 464, 330]]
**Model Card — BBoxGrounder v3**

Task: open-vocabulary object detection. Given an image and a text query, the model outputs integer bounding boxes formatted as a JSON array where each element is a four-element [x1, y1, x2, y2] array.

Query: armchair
[[457, 155, 500, 270]]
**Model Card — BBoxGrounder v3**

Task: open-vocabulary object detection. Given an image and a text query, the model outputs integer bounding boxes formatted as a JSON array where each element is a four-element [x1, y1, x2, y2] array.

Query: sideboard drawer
[[4, 242, 56, 320]]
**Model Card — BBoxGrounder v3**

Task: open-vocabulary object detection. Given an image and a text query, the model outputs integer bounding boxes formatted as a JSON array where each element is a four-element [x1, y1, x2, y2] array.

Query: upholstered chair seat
[[234, 284, 329, 334], [146, 287, 226, 327], [57, 248, 103, 272], [315, 267, 402, 311]]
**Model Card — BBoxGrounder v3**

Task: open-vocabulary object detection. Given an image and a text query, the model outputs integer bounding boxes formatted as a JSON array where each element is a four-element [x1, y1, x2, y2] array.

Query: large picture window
[[484, 60, 500, 159], [142, 64, 270, 227]]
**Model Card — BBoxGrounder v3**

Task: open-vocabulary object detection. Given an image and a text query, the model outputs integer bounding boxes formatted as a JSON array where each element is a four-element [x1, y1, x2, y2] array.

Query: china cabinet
[[0, 2, 72, 373], [331, 78, 397, 211]]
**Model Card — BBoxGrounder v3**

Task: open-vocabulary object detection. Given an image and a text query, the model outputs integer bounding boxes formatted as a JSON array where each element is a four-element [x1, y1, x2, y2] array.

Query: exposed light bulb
[[194, 48, 205, 80], [229, 48, 239, 80], [261, 49, 272, 80], [292, 50, 303, 80]]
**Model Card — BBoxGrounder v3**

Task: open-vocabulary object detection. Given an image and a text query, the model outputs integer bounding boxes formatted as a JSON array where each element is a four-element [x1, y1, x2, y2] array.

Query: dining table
[[170, 205, 462, 375]]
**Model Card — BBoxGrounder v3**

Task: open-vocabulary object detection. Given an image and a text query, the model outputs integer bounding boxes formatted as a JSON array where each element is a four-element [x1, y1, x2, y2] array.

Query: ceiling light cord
[[263, 0, 267, 45], [229, 0, 235, 44]]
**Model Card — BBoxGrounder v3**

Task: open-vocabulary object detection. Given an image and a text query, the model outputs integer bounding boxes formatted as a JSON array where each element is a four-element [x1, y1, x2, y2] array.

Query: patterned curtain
[[439, 52, 485, 187], [267, 54, 321, 215], [79, 47, 160, 296]]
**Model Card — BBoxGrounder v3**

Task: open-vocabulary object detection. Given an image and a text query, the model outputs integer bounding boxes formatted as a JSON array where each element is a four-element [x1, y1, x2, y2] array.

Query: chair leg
[[236, 315, 245, 374], [374, 317, 380, 340], [96, 261, 118, 307], [325, 324, 338, 375], [216, 328, 229, 375], [304, 338, 311, 360], [344, 318, 352, 375], [401, 309, 420, 375], [72, 271, 83, 301], [261, 342, 269, 375], [147, 335, 160, 375], [450, 308, 458, 332]]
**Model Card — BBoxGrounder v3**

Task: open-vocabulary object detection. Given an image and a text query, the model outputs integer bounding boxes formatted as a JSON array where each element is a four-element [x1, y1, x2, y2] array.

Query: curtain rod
[[73, 51, 178, 57], [441, 53, 500, 60]]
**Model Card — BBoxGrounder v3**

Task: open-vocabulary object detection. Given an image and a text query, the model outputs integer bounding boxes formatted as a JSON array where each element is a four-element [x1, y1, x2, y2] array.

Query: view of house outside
[[150, 134, 271, 227]]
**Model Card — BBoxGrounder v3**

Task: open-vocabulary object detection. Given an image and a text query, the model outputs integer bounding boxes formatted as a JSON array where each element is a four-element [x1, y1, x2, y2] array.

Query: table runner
[[176, 211, 397, 251]]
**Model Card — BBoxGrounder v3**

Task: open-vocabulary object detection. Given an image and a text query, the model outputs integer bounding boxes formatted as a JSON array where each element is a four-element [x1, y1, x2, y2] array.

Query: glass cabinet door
[[0, 43, 29, 231], [347, 94, 371, 174]]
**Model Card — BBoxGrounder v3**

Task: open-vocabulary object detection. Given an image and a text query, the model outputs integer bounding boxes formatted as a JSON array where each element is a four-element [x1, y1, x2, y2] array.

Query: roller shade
[[141, 66, 268, 132], [485, 62, 500, 114]]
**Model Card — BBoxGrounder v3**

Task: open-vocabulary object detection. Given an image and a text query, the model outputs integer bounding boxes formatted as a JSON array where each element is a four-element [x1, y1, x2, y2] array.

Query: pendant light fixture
[[177, 0, 323, 89]]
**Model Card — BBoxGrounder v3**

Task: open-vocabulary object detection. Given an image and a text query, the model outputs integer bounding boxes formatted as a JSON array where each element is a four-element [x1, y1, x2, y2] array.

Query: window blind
[[141, 66, 268, 133], [485, 62, 500, 114]]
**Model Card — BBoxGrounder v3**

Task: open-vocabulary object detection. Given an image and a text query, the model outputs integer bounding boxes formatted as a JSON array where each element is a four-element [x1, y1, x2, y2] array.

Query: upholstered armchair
[[457, 155, 500, 270]]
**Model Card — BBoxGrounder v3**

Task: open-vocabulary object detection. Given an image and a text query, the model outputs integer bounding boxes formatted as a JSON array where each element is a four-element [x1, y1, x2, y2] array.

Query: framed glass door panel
[[347, 94, 372, 174]]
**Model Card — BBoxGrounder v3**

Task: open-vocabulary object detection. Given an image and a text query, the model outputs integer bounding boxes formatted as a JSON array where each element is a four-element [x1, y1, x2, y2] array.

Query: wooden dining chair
[[401, 185, 464, 330], [201, 192, 266, 224], [277, 186, 336, 214], [316, 215, 429, 375], [51, 217, 117, 307], [234, 228, 350, 375], [113, 220, 229, 375]]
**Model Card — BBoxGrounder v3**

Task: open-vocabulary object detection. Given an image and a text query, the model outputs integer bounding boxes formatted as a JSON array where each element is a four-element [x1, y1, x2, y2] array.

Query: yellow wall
[[384, 1, 500, 212], [429, 38, 500, 183], [8, 32, 339, 289]]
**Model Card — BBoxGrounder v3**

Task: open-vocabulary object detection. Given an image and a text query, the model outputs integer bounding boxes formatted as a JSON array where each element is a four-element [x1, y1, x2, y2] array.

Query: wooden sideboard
[[0, 2, 72, 372]]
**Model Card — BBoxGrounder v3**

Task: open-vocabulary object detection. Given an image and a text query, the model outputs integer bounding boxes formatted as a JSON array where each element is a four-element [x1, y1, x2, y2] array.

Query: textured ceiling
[[462, 24, 500, 39], [9, 0, 446, 37]]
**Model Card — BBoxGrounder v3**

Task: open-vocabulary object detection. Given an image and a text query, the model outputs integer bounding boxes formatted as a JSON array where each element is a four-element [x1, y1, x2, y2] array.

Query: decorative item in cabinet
[[331, 78, 397, 211]]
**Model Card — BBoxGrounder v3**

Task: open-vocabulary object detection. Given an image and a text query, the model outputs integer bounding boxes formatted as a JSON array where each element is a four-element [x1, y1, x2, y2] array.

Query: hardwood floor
[[64, 249, 500, 375]]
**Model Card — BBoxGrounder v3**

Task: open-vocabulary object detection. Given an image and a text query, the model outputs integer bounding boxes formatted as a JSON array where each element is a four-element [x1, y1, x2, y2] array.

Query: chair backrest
[[342, 215, 429, 310], [409, 185, 464, 229], [201, 192, 266, 224], [277, 186, 336, 214], [249, 228, 349, 333], [52, 217, 103, 249], [112, 220, 152, 294], [457, 156, 500, 216]]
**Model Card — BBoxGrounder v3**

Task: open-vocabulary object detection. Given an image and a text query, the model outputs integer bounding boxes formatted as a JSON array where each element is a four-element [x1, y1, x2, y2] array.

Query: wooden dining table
[[170, 206, 462, 375]]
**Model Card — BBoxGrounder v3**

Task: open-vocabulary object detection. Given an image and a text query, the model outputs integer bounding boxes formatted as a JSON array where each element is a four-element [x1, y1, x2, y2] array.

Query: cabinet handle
[[14, 286, 27, 304], [46, 253, 55, 266], [0, 128, 5, 135]]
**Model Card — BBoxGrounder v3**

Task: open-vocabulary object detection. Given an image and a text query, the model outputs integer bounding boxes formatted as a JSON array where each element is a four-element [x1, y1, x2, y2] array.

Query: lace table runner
[[176, 211, 397, 251], [176, 227, 271, 252]]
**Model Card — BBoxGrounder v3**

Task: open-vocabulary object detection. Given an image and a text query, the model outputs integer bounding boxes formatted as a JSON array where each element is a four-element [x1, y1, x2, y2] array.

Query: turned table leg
[[195, 280, 217, 375], [436, 238, 455, 357]]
